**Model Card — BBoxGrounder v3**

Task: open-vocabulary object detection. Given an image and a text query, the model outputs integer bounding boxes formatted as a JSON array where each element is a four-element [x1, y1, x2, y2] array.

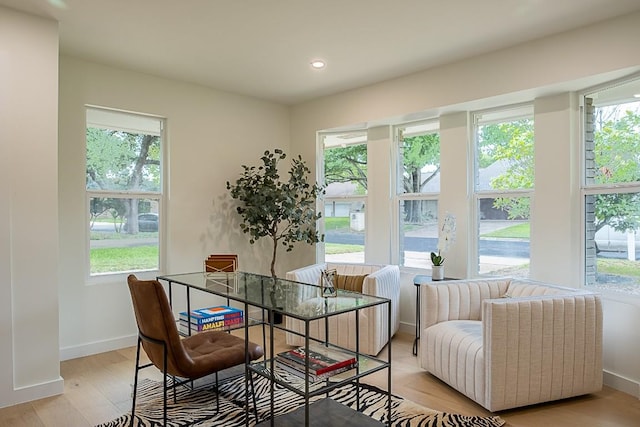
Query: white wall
[[290, 12, 640, 397], [531, 93, 581, 285], [0, 7, 63, 408], [58, 56, 291, 359], [438, 112, 471, 280]]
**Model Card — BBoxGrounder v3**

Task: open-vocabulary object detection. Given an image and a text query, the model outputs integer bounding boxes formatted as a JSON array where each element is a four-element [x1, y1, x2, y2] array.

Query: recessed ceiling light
[[310, 60, 326, 70], [634, 93, 640, 98], [48, 0, 68, 9]]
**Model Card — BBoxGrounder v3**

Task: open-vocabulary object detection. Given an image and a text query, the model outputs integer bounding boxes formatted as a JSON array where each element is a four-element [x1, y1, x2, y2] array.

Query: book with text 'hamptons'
[[179, 305, 243, 325]]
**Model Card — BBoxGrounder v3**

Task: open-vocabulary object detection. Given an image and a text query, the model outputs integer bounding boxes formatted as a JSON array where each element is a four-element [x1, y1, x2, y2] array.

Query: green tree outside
[[86, 127, 160, 233], [593, 109, 640, 234]]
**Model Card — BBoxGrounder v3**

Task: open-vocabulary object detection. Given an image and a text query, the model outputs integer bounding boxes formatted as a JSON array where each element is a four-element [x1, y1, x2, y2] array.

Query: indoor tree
[[226, 149, 324, 278]]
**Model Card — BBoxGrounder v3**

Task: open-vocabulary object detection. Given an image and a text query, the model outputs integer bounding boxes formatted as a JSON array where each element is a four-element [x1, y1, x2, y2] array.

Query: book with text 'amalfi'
[[179, 305, 243, 326], [178, 315, 244, 334]]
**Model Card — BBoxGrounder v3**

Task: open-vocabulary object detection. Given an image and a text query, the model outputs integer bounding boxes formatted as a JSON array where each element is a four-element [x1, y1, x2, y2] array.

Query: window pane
[[323, 134, 367, 263], [478, 196, 530, 277], [324, 141, 368, 195], [89, 197, 159, 275], [399, 122, 440, 194], [399, 200, 438, 268], [588, 98, 640, 186], [474, 106, 533, 277], [86, 109, 161, 192], [476, 118, 534, 192], [585, 193, 640, 295], [584, 78, 640, 295], [324, 199, 365, 263]]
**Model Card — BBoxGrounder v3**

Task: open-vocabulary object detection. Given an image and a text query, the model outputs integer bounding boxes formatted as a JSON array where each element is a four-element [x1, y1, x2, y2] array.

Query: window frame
[[317, 130, 368, 264], [393, 119, 440, 268], [471, 103, 534, 277], [85, 106, 166, 282], [580, 73, 640, 295]]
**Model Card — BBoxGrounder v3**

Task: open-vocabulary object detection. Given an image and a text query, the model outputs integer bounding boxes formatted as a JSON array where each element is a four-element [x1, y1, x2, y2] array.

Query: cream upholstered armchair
[[419, 278, 603, 412], [285, 262, 400, 356]]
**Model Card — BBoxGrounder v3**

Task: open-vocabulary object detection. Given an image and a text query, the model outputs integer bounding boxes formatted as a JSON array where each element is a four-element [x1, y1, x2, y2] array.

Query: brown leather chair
[[127, 274, 264, 426]]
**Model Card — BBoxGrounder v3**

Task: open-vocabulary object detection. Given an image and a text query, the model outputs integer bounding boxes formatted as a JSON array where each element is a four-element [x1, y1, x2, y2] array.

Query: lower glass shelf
[[249, 354, 388, 396]]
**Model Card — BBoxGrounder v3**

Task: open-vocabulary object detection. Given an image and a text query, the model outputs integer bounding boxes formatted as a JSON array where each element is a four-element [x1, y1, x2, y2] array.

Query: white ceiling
[[3, 0, 640, 105]]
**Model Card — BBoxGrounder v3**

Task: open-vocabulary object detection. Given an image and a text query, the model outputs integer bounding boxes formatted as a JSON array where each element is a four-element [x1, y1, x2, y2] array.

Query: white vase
[[432, 265, 444, 281]]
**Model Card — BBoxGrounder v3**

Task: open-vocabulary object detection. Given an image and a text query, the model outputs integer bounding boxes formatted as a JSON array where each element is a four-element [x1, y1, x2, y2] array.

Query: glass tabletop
[[157, 271, 390, 321]]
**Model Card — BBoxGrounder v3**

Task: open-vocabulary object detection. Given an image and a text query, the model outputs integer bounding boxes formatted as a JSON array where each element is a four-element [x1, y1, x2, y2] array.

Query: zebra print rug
[[97, 374, 505, 427]]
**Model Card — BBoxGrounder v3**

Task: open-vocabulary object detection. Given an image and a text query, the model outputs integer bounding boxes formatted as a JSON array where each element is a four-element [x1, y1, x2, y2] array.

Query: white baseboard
[[60, 334, 138, 361], [399, 321, 415, 336], [0, 377, 64, 409], [603, 370, 640, 399]]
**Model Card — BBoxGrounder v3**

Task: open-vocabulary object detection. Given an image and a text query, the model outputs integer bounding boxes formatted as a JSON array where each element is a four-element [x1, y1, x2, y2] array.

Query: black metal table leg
[[412, 275, 432, 356], [413, 280, 420, 356]]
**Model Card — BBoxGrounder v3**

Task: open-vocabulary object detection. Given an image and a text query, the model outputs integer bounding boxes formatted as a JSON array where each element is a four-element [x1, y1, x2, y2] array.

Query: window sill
[[86, 269, 160, 286]]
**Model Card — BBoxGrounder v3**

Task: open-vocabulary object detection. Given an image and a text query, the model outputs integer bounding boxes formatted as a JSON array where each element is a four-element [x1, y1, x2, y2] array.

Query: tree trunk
[[270, 236, 278, 278], [126, 134, 155, 234]]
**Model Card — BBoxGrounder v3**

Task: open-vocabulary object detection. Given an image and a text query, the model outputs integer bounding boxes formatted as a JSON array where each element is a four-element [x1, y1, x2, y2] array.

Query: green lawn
[[598, 258, 640, 278], [91, 231, 157, 240], [481, 223, 530, 239], [326, 216, 424, 233], [328, 216, 533, 239], [90, 245, 158, 274], [325, 243, 364, 254], [325, 217, 350, 230]]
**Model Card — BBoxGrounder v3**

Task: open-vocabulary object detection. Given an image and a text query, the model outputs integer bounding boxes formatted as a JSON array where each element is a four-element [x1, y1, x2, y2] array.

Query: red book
[[277, 346, 357, 375]]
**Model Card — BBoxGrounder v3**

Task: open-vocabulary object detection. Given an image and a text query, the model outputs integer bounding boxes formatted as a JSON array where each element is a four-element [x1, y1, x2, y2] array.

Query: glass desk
[[157, 271, 391, 426]]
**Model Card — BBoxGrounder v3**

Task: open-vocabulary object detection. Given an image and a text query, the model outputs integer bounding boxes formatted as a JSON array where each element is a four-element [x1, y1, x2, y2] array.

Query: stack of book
[[179, 305, 243, 335], [275, 345, 358, 382]]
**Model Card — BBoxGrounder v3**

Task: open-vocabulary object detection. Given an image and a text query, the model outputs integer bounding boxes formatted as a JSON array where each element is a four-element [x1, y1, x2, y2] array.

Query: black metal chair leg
[[130, 337, 142, 427], [249, 370, 259, 423], [173, 375, 177, 404], [163, 345, 168, 427], [215, 371, 220, 412]]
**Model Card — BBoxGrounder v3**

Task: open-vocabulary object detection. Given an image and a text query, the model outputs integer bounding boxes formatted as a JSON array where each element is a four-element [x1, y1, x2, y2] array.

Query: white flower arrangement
[[431, 212, 456, 266]]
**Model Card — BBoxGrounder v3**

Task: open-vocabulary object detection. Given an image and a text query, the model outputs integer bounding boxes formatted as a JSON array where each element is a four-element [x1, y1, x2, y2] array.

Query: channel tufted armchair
[[285, 262, 400, 356], [419, 277, 603, 412]]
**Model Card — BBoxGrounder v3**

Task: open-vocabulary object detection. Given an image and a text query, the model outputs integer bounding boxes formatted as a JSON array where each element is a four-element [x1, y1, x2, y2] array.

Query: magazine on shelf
[[179, 305, 243, 325], [275, 358, 356, 382], [275, 345, 357, 376]]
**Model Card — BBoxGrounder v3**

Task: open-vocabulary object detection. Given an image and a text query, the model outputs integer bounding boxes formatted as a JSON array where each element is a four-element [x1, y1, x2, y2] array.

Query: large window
[[321, 132, 367, 263], [583, 76, 640, 296], [395, 120, 440, 268], [473, 105, 533, 277], [86, 107, 164, 276]]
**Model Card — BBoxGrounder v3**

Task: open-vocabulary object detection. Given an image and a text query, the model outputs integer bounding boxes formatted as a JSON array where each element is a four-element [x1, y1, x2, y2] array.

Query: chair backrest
[[127, 274, 191, 376]]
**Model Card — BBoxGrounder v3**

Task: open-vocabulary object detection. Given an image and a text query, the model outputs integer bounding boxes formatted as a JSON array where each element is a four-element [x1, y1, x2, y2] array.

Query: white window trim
[[579, 75, 640, 296], [393, 119, 440, 267], [85, 106, 166, 283], [317, 130, 368, 263], [471, 103, 534, 277]]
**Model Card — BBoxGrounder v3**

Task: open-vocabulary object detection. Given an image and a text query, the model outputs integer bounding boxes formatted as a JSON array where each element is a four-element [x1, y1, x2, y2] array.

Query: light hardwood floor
[[1, 330, 638, 427]]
